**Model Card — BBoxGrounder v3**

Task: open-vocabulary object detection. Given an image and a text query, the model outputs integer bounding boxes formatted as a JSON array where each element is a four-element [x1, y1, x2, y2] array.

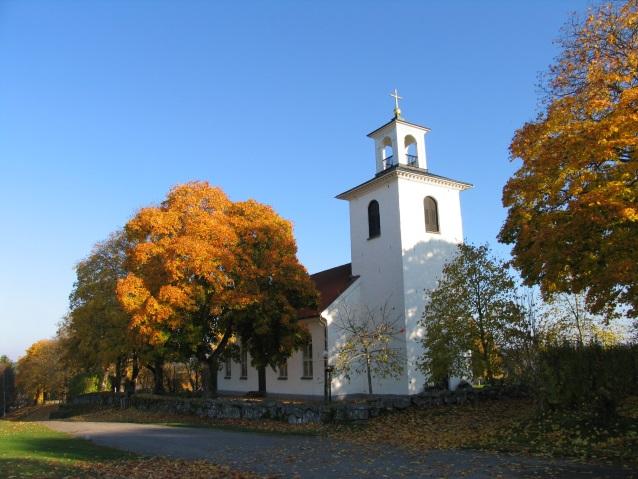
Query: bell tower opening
[[382, 138, 394, 169], [405, 135, 418, 167]]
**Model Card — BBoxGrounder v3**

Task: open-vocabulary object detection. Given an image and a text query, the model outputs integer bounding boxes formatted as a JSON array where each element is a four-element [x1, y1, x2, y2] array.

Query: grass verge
[[0, 420, 262, 478]]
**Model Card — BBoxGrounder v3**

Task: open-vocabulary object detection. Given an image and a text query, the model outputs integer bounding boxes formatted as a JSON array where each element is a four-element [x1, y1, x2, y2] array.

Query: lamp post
[[325, 365, 334, 403], [322, 350, 333, 404]]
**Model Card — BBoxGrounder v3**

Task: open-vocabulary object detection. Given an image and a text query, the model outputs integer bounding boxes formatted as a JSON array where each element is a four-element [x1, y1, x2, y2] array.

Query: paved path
[[42, 421, 636, 478]]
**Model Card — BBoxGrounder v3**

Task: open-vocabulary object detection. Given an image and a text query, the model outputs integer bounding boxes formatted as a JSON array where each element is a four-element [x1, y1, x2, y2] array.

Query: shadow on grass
[[0, 457, 89, 479], [5, 435, 133, 462]]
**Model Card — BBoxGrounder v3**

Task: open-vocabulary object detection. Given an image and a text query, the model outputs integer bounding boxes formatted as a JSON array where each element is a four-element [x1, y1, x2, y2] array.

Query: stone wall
[[66, 386, 526, 424]]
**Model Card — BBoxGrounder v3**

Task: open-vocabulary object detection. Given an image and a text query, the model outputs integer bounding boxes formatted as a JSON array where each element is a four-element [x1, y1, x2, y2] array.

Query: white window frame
[[278, 360, 288, 380], [224, 357, 231, 378], [240, 345, 248, 379], [302, 340, 313, 378]]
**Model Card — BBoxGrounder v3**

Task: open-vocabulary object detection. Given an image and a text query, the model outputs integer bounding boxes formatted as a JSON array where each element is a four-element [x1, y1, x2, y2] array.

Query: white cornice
[[397, 169, 472, 190], [367, 118, 431, 138], [336, 168, 472, 200]]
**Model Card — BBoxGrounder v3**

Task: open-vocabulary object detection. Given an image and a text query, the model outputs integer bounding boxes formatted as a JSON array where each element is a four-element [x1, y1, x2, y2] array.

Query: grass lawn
[[0, 420, 261, 478]]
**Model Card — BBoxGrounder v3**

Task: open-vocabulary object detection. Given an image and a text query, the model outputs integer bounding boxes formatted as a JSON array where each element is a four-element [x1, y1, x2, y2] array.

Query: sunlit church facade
[[218, 97, 471, 396]]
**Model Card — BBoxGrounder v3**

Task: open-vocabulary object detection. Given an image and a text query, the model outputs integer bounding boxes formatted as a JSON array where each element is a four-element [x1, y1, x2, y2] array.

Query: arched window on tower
[[382, 137, 394, 169], [424, 196, 439, 233], [368, 200, 381, 238], [405, 135, 418, 167]]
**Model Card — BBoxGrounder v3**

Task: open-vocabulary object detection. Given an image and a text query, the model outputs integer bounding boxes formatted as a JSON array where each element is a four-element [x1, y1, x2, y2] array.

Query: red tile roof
[[299, 263, 358, 319]]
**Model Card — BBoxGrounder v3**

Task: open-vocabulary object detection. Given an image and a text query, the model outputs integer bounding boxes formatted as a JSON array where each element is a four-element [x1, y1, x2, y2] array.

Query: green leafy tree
[[231, 200, 318, 395], [333, 302, 405, 394], [61, 231, 165, 395], [61, 232, 132, 390], [419, 243, 524, 385]]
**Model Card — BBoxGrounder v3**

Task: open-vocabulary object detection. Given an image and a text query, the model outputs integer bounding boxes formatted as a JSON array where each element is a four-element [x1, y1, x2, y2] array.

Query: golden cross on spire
[[390, 88, 403, 118]]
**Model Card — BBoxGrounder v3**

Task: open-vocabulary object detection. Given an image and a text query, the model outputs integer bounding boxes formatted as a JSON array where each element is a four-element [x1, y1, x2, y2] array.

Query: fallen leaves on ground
[[330, 397, 638, 466], [28, 395, 638, 467], [6, 403, 60, 421], [76, 458, 267, 479]]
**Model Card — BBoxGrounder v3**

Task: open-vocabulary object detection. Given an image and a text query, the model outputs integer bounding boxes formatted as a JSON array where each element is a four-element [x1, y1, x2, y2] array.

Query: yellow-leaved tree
[[500, 1, 638, 317], [16, 339, 65, 404], [117, 181, 317, 396]]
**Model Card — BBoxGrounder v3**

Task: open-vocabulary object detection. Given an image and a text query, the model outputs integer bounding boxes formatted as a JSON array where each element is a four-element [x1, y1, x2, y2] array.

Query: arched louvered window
[[424, 196, 439, 233], [368, 200, 381, 238]]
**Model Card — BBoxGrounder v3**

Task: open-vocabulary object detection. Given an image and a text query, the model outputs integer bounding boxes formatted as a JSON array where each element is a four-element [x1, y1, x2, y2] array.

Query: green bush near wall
[[537, 343, 638, 419], [68, 373, 101, 397]]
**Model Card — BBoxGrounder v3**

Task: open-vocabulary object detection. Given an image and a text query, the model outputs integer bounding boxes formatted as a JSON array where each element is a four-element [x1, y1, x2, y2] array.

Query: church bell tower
[[337, 91, 472, 394]]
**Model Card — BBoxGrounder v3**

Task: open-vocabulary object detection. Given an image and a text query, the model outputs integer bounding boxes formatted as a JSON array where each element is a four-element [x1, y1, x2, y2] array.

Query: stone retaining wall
[[67, 386, 526, 424]]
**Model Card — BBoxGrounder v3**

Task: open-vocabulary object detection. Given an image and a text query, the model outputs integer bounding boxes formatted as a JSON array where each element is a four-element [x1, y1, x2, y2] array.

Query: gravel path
[[42, 421, 636, 478]]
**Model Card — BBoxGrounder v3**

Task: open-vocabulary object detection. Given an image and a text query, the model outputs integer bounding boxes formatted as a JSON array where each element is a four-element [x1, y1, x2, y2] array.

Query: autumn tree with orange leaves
[[500, 1, 638, 318], [117, 182, 317, 396]]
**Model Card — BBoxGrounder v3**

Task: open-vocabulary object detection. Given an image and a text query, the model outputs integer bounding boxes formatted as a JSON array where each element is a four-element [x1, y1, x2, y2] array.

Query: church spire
[[390, 88, 403, 119]]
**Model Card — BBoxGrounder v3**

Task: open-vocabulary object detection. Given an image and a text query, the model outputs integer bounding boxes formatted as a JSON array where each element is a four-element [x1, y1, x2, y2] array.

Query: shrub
[[68, 373, 101, 397], [536, 343, 638, 420]]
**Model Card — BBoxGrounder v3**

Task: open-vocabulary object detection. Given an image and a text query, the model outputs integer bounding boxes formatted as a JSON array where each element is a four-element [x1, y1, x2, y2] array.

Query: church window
[[302, 339, 313, 378], [224, 357, 231, 379], [368, 200, 381, 239], [424, 196, 439, 233], [240, 344, 248, 379], [278, 361, 288, 380]]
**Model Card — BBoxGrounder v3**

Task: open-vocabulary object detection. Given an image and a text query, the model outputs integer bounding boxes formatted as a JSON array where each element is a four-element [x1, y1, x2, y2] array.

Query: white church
[[219, 94, 471, 397]]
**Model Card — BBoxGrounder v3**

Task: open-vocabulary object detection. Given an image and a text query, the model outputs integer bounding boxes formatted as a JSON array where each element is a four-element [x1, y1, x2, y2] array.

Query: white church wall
[[324, 279, 410, 396], [323, 280, 368, 396], [345, 179, 410, 395], [348, 178, 405, 314], [397, 176, 465, 393], [217, 318, 326, 396]]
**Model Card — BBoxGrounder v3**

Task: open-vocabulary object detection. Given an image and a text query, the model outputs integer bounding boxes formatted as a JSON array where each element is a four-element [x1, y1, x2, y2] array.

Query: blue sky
[[0, 0, 595, 360]]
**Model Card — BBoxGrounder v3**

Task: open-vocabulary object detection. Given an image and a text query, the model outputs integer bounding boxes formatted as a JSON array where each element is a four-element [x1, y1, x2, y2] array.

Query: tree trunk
[[113, 356, 125, 393], [477, 316, 493, 382], [258, 366, 267, 396], [204, 357, 218, 398], [201, 323, 233, 398], [125, 354, 140, 397], [366, 356, 373, 395], [186, 361, 200, 392], [148, 359, 165, 395]]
